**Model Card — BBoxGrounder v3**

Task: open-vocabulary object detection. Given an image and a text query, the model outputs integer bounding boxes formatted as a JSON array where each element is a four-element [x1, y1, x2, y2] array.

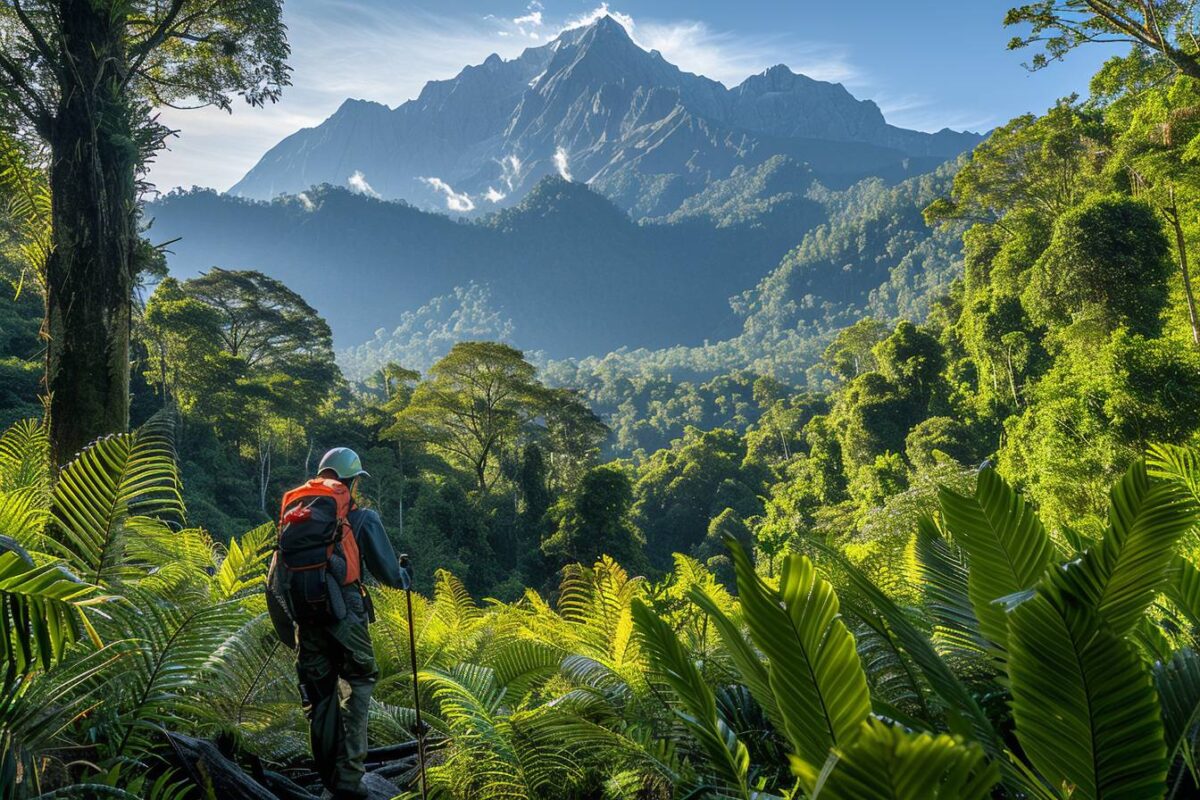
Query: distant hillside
[[229, 15, 981, 218], [541, 160, 969, 389], [147, 176, 825, 357]]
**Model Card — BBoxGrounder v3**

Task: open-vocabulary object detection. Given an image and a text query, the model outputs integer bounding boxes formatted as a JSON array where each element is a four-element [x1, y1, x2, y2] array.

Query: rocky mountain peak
[[228, 14, 982, 213]]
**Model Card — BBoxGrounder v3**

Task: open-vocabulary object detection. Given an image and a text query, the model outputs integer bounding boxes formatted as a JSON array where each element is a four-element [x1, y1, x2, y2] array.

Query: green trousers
[[296, 618, 379, 798]]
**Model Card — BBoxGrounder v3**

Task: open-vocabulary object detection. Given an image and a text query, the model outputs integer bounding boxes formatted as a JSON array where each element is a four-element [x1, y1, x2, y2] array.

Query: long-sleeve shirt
[[347, 507, 408, 589]]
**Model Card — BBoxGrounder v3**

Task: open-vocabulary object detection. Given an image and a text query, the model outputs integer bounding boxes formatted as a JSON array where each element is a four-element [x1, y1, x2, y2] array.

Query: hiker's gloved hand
[[398, 553, 414, 588]]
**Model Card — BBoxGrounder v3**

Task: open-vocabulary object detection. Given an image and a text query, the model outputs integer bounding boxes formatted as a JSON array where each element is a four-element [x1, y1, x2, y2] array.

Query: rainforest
[[4, 2, 1200, 799]]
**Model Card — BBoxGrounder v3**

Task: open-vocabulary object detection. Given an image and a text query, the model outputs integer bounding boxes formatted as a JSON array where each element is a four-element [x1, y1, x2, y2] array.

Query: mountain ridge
[[229, 15, 980, 217]]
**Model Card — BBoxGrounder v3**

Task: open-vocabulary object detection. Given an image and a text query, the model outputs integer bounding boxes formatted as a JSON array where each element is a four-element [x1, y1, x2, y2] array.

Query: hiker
[[266, 447, 412, 800]]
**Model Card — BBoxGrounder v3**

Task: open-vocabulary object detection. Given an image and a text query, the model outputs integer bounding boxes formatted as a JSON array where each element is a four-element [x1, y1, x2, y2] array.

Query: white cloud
[[348, 170, 381, 198], [553, 147, 572, 181], [484, 187, 507, 203], [513, 11, 542, 27], [297, 192, 316, 211], [562, 3, 636, 35], [499, 154, 522, 190], [421, 176, 475, 212]]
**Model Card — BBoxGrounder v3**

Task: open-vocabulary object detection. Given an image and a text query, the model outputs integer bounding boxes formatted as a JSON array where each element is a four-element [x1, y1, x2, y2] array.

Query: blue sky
[[149, 0, 1117, 192]]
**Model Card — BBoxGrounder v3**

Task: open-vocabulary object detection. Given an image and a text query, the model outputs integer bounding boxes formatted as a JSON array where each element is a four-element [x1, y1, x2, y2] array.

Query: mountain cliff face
[[229, 16, 980, 217]]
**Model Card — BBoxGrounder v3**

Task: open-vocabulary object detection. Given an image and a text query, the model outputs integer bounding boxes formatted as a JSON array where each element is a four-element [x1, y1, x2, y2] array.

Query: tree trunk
[[1166, 199, 1200, 346], [44, 0, 136, 466]]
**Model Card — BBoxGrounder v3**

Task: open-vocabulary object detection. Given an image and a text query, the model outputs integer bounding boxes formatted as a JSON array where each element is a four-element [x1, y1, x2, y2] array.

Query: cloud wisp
[[553, 147, 572, 181], [421, 176, 476, 212], [348, 170, 381, 198]]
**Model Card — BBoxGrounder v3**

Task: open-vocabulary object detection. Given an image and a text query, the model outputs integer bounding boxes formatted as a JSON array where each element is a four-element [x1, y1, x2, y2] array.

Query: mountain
[[229, 16, 980, 218], [147, 176, 826, 357]]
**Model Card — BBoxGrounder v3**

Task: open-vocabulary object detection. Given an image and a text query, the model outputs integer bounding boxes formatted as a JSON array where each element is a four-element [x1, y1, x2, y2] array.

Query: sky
[[148, 0, 1119, 193]]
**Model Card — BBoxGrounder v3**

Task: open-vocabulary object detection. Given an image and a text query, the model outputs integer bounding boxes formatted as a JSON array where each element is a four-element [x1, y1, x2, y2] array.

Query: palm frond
[[1155, 648, 1200, 778], [632, 598, 752, 799], [1, 551, 102, 682], [911, 515, 989, 662], [1007, 560, 1168, 799], [796, 718, 998, 800], [51, 413, 184, 587], [807, 541, 1002, 758], [938, 468, 1053, 652], [1079, 460, 1199, 634], [213, 523, 274, 600], [729, 540, 870, 772], [98, 588, 249, 757], [688, 586, 783, 736], [0, 419, 49, 494]]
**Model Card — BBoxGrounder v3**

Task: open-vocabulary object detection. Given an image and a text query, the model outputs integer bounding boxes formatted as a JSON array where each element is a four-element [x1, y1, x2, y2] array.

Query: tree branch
[[10, 0, 58, 68], [0, 51, 51, 128], [122, 0, 188, 90]]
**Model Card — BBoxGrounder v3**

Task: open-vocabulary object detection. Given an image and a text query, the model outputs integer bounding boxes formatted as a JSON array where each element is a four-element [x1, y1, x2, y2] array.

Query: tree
[[1005, 1, 1200, 80], [0, 0, 289, 464], [542, 465, 645, 571], [140, 269, 338, 421], [822, 317, 888, 381], [1025, 194, 1172, 335], [1111, 76, 1200, 345], [924, 100, 1101, 228], [390, 342, 548, 492]]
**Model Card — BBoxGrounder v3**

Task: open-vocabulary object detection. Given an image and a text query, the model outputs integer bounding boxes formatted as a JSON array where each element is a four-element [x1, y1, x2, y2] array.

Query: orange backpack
[[278, 478, 362, 590]]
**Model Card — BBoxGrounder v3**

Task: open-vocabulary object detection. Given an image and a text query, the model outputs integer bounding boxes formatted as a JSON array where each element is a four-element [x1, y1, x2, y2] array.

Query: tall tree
[[1006, 1, 1200, 80], [390, 342, 550, 492], [0, 0, 289, 464]]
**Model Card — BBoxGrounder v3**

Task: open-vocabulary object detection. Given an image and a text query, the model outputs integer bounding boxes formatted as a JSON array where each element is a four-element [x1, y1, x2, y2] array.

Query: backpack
[[276, 478, 362, 623]]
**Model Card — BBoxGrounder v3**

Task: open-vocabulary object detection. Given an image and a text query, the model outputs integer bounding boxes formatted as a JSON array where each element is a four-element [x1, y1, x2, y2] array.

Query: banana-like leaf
[[795, 718, 998, 799], [912, 515, 989, 660], [688, 585, 784, 735], [807, 540, 1001, 758], [1072, 460, 1199, 635], [0, 551, 101, 681], [1167, 556, 1200, 631], [1154, 648, 1200, 779], [939, 468, 1053, 652], [729, 539, 870, 772], [631, 598, 753, 799], [1008, 561, 1167, 800], [50, 414, 184, 587]]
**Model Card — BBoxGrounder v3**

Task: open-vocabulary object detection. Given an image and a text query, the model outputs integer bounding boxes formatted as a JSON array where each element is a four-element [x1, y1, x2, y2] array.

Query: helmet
[[317, 447, 370, 479]]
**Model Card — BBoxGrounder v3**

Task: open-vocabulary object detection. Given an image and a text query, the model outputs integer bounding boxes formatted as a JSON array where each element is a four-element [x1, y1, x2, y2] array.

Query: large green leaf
[[729, 540, 870, 771], [1076, 460, 1199, 634], [50, 414, 183, 587], [631, 599, 752, 799], [939, 468, 1053, 652], [912, 515, 988, 661], [794, 718, 999, 800], [1007, 563, 1167, 800], [688, 585, 783, 735], [808, 540, 1001, 756], [0, 551, 100, 681], [1154, 648, 1200, 778]]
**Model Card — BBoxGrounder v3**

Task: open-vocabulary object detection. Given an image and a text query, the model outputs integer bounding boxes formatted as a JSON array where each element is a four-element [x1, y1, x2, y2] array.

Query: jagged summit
[[228, 15, 982, 216]]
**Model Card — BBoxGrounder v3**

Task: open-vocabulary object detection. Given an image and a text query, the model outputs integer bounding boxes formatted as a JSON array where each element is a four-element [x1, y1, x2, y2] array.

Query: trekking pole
[[399, 554, 429, 800]]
